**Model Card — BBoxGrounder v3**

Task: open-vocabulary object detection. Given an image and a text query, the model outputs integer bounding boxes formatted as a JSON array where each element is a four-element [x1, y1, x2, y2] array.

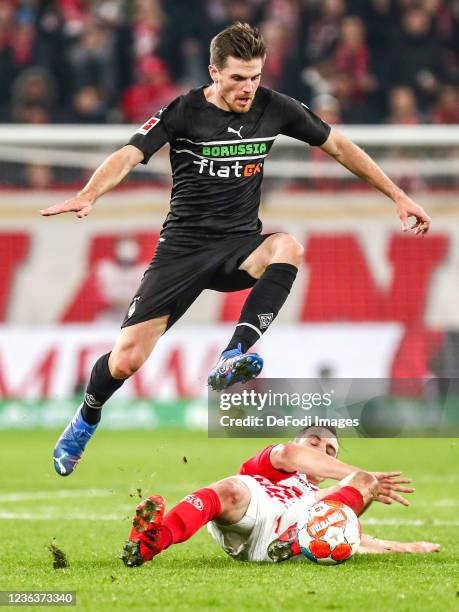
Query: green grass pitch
[[0, 430, 458, 611]]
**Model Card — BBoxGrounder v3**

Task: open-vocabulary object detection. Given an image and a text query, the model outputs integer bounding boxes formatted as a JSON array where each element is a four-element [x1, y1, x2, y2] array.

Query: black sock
[[225, 263, 298, 353], [81, 352, 125, 425]]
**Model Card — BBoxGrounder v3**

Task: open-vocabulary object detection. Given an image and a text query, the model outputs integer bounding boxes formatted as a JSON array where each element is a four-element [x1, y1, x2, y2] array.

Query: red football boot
[[267, 523, 302, 562], [120, 495, 166, 567]]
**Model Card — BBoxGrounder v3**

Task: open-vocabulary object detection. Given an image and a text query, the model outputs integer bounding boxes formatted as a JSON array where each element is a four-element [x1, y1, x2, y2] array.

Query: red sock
[[322, 486, 365, 516], [154, 487, 222, 552]]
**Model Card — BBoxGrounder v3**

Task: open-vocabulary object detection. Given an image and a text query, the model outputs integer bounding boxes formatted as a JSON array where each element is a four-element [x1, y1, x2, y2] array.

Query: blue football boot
[[208, 344, 263, 391], [53, 405, 98, 476]]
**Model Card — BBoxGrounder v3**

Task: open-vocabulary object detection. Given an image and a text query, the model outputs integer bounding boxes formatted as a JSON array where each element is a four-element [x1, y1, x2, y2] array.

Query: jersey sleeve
[[127, 97, 183, 164], [239, 444, 296, 483], [278, 93, 331, 146]]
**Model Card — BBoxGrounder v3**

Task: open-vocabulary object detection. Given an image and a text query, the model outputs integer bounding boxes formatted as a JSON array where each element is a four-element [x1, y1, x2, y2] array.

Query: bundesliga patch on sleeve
[[137, 108, 165, 135]]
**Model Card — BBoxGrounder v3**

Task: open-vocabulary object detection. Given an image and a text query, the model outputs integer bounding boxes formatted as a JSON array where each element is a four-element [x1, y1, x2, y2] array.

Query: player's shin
[[158, 487, 222, 549], [81, 352, 125, 425], [225, 263, 298, 353]]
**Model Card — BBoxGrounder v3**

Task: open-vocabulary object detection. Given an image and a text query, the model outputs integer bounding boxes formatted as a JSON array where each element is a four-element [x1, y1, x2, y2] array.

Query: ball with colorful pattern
[[296, 500, 361, 565]]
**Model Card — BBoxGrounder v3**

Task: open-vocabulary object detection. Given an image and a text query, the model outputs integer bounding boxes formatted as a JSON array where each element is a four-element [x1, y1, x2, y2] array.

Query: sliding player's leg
[[53, 316, 168, 476], [208, 233, 303, 390], [267, 471, 378, 562], [120, 477, 252, 567]]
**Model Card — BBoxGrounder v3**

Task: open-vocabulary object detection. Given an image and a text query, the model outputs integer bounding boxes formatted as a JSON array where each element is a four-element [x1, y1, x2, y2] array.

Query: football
[[296, 500, 361, 565]]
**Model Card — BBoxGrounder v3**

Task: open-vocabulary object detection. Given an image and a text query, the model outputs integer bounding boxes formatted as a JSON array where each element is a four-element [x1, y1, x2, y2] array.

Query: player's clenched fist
[[40, 193, 94, 218]]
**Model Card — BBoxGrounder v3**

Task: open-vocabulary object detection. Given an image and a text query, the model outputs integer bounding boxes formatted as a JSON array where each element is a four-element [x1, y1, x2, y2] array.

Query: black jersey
[[128, 86, 330, 244]]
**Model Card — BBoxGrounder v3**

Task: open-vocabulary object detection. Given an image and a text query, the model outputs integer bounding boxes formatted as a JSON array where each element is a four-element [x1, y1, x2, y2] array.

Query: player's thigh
[[109, 315, 168, 373], [239, 232, 304, 278]]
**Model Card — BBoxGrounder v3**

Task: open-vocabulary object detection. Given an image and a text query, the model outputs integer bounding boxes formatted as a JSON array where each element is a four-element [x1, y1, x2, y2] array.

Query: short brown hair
[[210, 22, 266, 70]]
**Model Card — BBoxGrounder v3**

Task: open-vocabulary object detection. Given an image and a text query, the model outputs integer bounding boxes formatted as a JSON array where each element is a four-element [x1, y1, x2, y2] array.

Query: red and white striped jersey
[[239, 444, 318, 510]]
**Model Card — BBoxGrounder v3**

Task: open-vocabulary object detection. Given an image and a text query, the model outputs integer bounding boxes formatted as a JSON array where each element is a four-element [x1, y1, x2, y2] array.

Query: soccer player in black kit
[[42, 23, 431, 476]]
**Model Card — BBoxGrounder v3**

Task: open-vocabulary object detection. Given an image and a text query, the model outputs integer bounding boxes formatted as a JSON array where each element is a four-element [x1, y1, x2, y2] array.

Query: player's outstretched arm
[[270, 443, 360, 481], [358, 533, 440, 554], [320, 128, 431, 235], [271, 444, 414, 507], [40, 145, 144, 218]]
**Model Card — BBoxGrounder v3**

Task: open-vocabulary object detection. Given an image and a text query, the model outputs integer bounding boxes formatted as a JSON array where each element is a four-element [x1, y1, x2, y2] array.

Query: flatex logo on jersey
[[193, 158, 263, 178]]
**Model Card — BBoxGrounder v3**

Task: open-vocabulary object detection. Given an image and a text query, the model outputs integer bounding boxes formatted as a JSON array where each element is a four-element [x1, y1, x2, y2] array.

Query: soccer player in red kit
[[120, 427, 439, 566]]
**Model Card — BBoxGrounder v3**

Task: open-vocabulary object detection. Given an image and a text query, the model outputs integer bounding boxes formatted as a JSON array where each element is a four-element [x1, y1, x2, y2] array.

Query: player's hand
[[371, 471, 415, 507], [40, 193, 94, 218], [394, 194, 431, 235], [398, 541, 441, 553]]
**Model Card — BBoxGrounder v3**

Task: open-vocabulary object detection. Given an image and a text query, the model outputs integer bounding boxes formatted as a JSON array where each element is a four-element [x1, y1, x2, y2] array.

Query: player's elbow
[[320, 128, 344, 158], [271, 443, 299, 472]]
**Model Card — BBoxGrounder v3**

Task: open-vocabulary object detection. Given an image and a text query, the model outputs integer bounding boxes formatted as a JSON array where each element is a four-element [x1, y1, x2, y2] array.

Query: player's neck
[[203, 84, 232, 113]]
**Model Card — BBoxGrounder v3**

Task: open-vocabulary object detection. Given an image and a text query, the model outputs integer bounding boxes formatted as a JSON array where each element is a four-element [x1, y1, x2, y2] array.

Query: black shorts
[[121, 233, 273, 331]]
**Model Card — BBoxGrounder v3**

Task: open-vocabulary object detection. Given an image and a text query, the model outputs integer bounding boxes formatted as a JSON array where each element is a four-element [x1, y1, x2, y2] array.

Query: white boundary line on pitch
[[0, 512, 457, 526], [0, 512, 122, 521], [1, 491, 457, 506], [0, 488, 112, 502], [0, 483, 199, 504]]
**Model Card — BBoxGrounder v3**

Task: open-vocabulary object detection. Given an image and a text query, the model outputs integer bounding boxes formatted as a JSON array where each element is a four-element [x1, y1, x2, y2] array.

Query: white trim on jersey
[[171, 148, 269, 162], [175, 136, 277, 146]]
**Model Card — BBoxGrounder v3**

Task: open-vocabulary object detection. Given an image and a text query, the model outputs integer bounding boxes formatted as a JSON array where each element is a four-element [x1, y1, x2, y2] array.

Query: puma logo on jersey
[[227, 125, 243, 138]]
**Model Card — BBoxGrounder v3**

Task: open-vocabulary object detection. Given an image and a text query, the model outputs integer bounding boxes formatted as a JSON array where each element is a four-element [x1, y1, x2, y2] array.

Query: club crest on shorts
[[184, 494, 204, 511], [128, 296, 140, 318], [258, 313, 274, 329]]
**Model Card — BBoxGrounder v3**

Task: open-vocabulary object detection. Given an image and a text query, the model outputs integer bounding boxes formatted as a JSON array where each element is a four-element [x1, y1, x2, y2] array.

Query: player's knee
[[348, 471, 378, 495], [272, 234, 304, 267], [212, 478, 248, 511], [109, 347, 146, 379]]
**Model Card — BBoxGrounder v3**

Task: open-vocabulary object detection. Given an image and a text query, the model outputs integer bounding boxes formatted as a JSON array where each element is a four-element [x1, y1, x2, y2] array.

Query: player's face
[[296, 427, 339, 484], [209, 56, 264, 113]]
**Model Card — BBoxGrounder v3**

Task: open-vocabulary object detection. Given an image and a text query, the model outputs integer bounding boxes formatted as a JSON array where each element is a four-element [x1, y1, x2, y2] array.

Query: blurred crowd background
[[0, 1, 459, 413], [0, 0, 458, 127]]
